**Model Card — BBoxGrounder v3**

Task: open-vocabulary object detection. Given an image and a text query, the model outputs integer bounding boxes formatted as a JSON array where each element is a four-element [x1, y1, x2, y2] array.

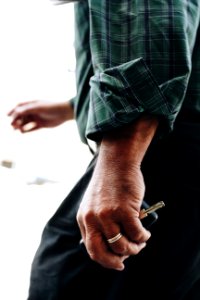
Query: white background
[[0, 1, 92, 299]]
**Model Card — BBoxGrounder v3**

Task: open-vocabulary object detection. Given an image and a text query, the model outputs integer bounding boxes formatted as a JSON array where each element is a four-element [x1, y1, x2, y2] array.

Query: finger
[[11, 118, 24, 128], [11, 103, 39, 119], [123, 213, 151, 244], [99, 218, 147, 256], [7, 106, 21, 116], [16, 100, 37, 106], [76, 212, 86, 245], [108, 236, 147, 256], [85, 233, 127, 271], [21, 122, 39, 133], [7, 108, 15, 116], [106, 232, 147, 256], [10, 109, 29, 124], [11, 115, 35, 129], [7, 100, 37, 116], [100, 220, 129, 255]]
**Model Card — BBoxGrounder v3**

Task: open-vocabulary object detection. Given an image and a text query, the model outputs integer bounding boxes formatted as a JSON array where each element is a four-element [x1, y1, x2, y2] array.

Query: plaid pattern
[[72, 1, 200, 141]]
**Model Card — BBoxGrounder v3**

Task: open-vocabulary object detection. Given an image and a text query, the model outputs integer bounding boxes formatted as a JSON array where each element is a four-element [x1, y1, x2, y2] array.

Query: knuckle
[[87, 241, 101, 260], [76, 212, 81, 223], [98, 206, 121, 221], [131, 242, 146, 255], [88, 250, 107, 267], [131, 229, 147, 243], [132, 246, 141, 255], [89, 251, 98, 261], [132, 249, 140, 256], [84, 211, 95, 224], [134, 232, 144, 241], [112, 244, 128, 255], [98, 209, 109, 220]]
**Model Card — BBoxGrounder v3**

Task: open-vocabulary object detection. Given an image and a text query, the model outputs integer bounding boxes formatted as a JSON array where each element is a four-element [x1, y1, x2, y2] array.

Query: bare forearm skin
[[77, 115, 158, 270], [100, 114, 159, 170]]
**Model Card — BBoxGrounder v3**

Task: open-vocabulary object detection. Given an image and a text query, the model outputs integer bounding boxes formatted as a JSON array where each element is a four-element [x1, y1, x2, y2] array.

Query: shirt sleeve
[[55, 0, 84, 3], [86, 0, 200, 141], [69, 97, 75, 109]]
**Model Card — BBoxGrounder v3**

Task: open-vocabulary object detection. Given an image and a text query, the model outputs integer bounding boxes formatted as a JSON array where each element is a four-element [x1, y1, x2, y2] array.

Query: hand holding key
[[140, 201, 165, 220]]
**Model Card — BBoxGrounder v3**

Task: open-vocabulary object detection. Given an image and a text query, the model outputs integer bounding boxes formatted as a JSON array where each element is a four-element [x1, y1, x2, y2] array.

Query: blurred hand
[[7, 100, 74, 133]]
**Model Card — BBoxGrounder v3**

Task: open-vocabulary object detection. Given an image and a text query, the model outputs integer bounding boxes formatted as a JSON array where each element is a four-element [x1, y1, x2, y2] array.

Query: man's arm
[[77, 115, 158, 270], [77, 0, 200, 270], [102, 115, 159, 167], [86, 0, 200, 141], [55, 0, 84, 3], [8, 100, 74, 132]]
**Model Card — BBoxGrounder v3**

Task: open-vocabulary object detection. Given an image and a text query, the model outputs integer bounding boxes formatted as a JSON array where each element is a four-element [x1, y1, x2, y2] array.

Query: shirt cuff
[[69, 97, 75, 109], [86, 57, 190, 141]]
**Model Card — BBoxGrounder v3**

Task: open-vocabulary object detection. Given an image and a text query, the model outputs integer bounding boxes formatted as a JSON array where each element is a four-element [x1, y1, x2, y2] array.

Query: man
[[8, 0, 200, 299]]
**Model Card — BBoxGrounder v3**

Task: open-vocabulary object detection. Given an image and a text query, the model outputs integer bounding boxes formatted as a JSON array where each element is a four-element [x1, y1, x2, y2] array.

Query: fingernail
[[141, 242, 147, 249], [116, 265, 124, 271]]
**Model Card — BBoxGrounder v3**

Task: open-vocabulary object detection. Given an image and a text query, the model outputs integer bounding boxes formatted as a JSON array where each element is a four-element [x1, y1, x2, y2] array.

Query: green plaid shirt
[[71, 0, 200, 143]]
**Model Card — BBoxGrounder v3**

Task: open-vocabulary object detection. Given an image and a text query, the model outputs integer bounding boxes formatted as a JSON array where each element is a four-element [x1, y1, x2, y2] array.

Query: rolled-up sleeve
[[86, 0, 200, 141], [56, 0, 84, 3]]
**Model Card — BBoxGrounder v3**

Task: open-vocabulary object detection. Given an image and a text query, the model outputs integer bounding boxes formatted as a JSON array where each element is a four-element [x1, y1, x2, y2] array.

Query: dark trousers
[[27, 121, 200, 300]]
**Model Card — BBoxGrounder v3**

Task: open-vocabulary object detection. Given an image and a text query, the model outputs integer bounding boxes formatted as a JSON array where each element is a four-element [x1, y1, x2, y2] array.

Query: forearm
[[77, 114, 156, 270], [60, 100, 75, 121], [99, 114, 159, 170]]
